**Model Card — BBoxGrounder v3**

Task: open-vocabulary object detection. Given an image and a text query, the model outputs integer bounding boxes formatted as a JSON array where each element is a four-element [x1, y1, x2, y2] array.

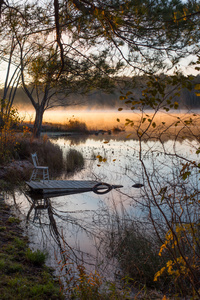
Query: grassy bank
[[0, 125, 85, 299], [0, 198, 64, 300]]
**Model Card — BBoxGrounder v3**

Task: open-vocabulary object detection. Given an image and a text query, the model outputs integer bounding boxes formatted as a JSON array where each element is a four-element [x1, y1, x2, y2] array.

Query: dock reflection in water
[[26, 193, 70, 270], [24, 190, 117, 279]]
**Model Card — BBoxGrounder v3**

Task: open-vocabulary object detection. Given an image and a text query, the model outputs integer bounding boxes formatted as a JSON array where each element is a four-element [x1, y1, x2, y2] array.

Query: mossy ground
[[0, 199, 64, 300]]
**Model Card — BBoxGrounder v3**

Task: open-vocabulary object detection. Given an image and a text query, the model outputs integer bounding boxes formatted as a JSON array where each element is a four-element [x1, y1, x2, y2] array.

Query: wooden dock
[[26, 180, 123, 195]]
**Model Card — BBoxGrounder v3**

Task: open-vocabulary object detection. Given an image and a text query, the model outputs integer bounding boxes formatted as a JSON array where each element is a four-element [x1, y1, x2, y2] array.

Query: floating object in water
[[132, 183, 144, 188], [92, 182, 113, 194]]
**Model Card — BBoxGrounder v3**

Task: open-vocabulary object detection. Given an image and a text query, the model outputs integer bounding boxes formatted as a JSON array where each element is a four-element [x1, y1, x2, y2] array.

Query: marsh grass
[[17, 137, 64, 175], [0, 108, 86, 183], [3, 164, 31, 184], [102, 186, 200, 297], [112, 126, 125, 133], [17, 136, 86, 177], [0, 133, 86, 189], [0, 108, 64, 176], [57, 250, 166, 299], [65, 119, 88, 133], [0, 136, 64, 181], [110, 223, 168, 288], [57, 254, 133, 299], [26, 248, 48, 267], [89, 198, 172, 296], [31, 119, 89, 133], [65, 148, 84, 173], [0, 201, 64, 299]]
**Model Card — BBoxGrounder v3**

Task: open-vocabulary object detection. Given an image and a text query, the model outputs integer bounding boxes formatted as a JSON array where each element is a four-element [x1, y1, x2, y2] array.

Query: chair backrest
[[31, 153, 39, 167]]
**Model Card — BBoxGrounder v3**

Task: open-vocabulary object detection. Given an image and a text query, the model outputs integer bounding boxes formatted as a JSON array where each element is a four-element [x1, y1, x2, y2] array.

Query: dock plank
[[27, 180, 98, 192], [26, 180, 123, 195]]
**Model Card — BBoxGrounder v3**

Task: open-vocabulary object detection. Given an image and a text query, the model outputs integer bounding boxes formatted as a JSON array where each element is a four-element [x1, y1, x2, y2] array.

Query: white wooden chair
[[30, 153, 49, 182]]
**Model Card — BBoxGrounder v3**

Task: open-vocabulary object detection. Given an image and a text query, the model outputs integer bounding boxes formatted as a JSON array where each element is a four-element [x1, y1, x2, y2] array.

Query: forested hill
[[1, 75, 200, 110]]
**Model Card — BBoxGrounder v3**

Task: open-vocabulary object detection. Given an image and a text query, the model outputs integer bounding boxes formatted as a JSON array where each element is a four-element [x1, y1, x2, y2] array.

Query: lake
[[7, 110, 200, 285]]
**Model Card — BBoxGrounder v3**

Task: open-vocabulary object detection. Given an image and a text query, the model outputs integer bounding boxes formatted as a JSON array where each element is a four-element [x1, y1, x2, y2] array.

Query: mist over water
[[19, 108, 200, 132], [19, 108, 129, 130]]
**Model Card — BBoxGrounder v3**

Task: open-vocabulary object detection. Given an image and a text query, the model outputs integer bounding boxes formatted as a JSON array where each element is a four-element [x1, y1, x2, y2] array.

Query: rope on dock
[[92, 183, 112, 195]]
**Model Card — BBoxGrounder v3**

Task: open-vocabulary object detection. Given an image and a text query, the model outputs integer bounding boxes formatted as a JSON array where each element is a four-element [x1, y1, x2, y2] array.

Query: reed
[[65, 148, 84, 173], [65, 119, 88, 133]]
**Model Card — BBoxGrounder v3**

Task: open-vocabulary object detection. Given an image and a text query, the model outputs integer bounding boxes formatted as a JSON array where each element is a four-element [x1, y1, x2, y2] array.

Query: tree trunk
[[33, 106, 44, 138], [0, 113, 4, 128]]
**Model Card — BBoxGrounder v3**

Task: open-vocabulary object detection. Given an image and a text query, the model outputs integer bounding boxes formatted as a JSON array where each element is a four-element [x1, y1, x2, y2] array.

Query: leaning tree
[[1, 0, 200, 137], [3, 1, 123, 137]]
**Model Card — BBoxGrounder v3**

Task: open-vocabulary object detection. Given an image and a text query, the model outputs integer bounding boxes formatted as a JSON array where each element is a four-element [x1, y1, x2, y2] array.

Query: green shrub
[[8, 217, 21, 224], [0, 226, 6, 232], [65, 149, 84, 173], [0, 259, 6, 270], [26, 249, 47, 267]]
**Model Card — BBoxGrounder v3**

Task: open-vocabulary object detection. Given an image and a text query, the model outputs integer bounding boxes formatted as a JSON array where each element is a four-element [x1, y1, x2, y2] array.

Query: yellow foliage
[[162, 296, 170, 300], [154, 267, 166, 281], [173, 12, 177, 22], [0, 106, 25, 164], [155, 220, 200, 287], [158, 242, 167, 256], [183, 8, 188, 21], [96, 155, 107, 163], [42, 134, 48, 143]]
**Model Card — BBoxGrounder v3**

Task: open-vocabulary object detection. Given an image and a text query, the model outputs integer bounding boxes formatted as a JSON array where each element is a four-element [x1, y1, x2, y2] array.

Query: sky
[[0, 54, 199, 90]]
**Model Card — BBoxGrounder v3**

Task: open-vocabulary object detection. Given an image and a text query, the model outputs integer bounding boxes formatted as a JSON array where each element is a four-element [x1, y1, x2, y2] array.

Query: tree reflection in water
[[24, 191, 115, 283]]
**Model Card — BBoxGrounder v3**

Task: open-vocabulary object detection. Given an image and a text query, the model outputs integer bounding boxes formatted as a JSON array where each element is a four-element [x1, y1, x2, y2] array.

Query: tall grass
[[108, 220, 168, 288], [64, 119, 88, 133], [17, 137, 64, 176], [65, 149, 84, 173]]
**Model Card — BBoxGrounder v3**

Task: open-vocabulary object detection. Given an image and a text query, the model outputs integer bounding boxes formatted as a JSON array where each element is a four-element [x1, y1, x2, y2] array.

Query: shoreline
[[0, 195, 64, 300]]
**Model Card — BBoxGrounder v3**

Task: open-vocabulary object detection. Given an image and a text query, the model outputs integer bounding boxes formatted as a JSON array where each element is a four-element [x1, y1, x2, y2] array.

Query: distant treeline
[[1, 75, 200, 110]]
